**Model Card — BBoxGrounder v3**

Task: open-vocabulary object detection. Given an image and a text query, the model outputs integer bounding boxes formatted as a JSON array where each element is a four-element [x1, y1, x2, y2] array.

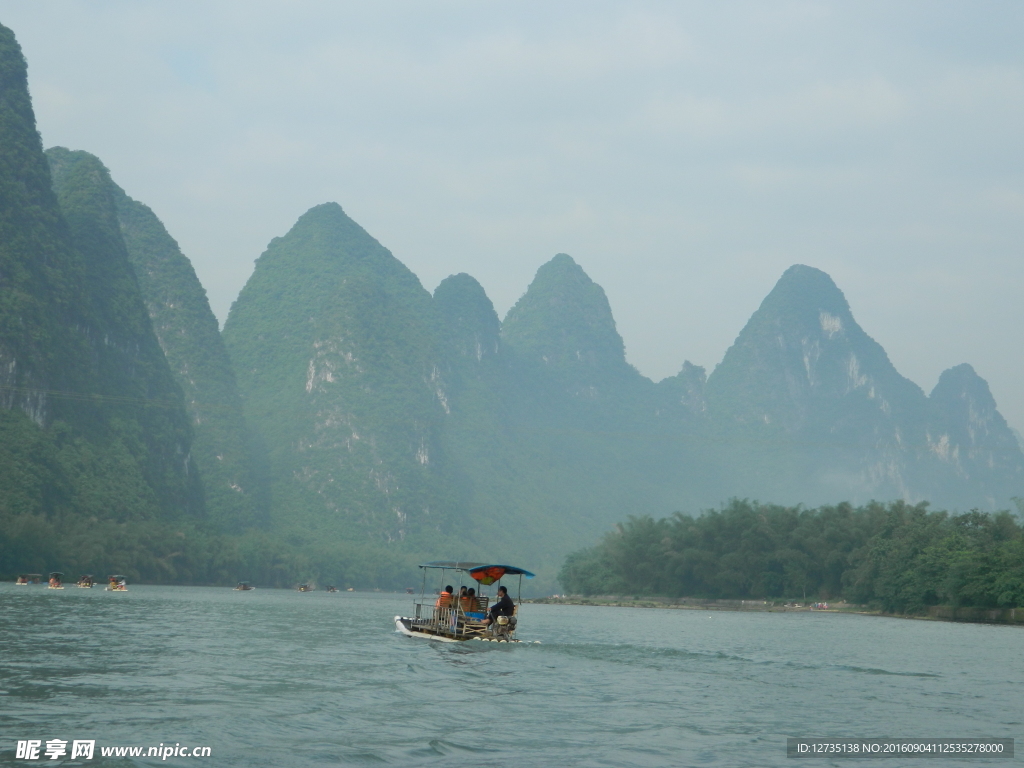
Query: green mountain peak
[[223, 202, 454, 546], [760, 264, 851, 319], [707, 263, 923, 433], [501, 253, 629, 379], [434, 272, 500, 365], [927, 363, 1024, 492], [256, 202, 417, 283]]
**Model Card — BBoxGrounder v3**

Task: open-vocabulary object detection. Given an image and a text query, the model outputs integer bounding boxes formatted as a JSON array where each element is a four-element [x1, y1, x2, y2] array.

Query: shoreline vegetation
[[558, 500, 1024, 620], [526, 595, 1024, 626]]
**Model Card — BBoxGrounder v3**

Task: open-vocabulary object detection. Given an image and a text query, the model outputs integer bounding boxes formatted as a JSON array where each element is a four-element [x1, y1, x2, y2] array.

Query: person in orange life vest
[[435, 585, 454, 608]]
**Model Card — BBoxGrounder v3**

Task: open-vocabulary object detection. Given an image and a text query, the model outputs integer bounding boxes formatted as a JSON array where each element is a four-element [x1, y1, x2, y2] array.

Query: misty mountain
[[222, 202, 463, 555], [41, 146, 202, 519], [218, 221, 1024, 585], [109, 172, 269, 532], [502, 253, 648, 407], [703, 264, 1024, 507], [496, 253, 703, 521], [926, 364, 1024, 506], [434, 272, 501, 374], [2, 17, 1021, 588], [0, 21, 207, 579]]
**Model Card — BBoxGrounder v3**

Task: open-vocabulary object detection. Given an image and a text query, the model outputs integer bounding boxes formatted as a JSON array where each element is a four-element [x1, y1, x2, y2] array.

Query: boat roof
[[419, 561, 535, 578]]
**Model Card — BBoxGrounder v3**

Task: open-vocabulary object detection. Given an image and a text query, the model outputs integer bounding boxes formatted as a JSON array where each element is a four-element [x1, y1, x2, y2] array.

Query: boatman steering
[[482, 586, 514, 626]]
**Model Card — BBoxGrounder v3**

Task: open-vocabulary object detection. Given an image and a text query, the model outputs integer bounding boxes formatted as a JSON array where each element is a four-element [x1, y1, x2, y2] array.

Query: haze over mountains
[[1, 23, 1021, 588]]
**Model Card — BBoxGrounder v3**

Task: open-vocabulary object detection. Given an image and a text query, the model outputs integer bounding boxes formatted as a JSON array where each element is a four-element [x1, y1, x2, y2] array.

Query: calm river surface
[[0, 584, 1020, 767]]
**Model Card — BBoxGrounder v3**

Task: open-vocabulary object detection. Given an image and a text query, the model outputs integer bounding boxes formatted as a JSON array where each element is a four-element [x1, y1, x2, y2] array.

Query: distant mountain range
[[1, 22, 1021, 588]]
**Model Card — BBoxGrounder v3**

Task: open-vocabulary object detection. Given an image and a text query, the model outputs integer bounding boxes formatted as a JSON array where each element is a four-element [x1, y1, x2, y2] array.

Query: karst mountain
[[1, 21, 1022, 588]]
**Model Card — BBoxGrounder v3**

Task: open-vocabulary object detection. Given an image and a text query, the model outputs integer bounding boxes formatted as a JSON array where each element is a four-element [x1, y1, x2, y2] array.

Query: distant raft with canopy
[[106, 575, 128, 591], [394, 561, 534, 643]]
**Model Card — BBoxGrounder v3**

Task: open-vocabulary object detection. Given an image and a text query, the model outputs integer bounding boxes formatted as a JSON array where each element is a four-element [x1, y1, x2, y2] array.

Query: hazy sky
[[3, 2, 1023, 426]]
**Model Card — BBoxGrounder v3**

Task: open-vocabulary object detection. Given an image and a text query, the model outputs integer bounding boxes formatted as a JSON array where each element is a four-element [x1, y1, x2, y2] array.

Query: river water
[[0, 584, 1019, 767]]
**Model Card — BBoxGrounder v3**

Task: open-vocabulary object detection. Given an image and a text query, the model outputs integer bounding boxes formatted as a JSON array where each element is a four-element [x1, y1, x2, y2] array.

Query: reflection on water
[[0, 585, 1020, 767]]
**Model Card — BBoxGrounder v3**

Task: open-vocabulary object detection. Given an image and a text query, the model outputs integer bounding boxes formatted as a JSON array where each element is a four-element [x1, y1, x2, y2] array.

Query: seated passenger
[[435, 585, 454, 608], [482, 586, 514, 626]]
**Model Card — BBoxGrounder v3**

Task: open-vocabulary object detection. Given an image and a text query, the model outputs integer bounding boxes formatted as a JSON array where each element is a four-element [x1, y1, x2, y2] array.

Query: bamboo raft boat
[[395, 561, 534, 643]]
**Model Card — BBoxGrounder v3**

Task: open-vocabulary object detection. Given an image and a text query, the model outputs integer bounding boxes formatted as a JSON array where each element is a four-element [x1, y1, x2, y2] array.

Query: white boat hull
[[394, 616, 519, 643]]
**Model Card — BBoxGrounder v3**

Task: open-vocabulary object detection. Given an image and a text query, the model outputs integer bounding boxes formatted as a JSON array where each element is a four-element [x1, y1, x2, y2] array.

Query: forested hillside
[[222, 203, 465, 579], [559, 500, 1024, 613], [0, 25, 205, 581], [110, 168, 268, 533]]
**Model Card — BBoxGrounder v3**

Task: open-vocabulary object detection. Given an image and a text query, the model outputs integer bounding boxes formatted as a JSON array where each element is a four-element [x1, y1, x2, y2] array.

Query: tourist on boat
[[482, 586, 514, 626], [435, 585, 454, 608]]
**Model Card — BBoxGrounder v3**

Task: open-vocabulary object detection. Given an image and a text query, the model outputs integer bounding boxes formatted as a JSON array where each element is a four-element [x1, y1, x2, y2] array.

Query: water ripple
[[0, 586, 1017, 767]]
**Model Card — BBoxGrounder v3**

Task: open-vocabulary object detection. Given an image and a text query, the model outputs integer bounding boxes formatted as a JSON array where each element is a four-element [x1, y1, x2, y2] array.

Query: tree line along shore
[[557, 499, 1024, 619], [527, 596, 1024, 626]]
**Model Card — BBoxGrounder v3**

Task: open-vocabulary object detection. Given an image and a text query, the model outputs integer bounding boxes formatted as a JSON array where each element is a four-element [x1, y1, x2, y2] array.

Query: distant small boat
[[297, 583, 314, 592], [325, 585, 338, 593], [48, 572, 64, 590], [76, 575, 94, 588], [106, 575, 128, 591], [234, 581, 255, 591], [15, 573, 42, 585]]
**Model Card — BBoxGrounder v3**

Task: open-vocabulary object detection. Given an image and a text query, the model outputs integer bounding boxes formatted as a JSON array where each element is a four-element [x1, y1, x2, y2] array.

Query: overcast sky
[[3, 2, 1023, 426]]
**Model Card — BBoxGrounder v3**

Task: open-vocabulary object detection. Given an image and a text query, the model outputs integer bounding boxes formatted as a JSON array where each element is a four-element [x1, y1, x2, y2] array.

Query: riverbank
[[525, 595, 1024, 626]]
